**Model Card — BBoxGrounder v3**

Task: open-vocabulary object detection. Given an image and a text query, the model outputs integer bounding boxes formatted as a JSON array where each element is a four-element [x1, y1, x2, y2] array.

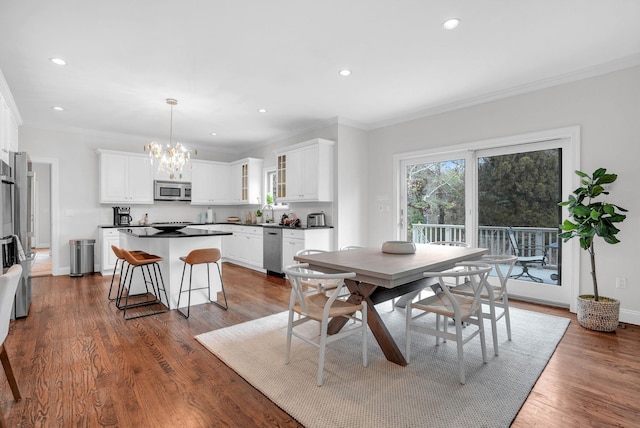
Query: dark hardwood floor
[[1, 263, 638, 427]]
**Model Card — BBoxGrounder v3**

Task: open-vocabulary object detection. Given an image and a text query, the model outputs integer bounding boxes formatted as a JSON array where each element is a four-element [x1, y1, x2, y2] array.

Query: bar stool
[[117, 247, 170, 320], [108, 245, 147, 301], [177, 248, 228, 318]]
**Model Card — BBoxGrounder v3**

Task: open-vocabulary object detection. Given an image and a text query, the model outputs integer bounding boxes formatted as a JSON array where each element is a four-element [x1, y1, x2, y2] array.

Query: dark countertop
[[99, 222, 333, 230], [117, 227, 232, 238]]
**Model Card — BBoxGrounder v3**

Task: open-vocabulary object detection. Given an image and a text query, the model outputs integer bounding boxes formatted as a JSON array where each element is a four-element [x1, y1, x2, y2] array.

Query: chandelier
[[145, 98, 194, 179]]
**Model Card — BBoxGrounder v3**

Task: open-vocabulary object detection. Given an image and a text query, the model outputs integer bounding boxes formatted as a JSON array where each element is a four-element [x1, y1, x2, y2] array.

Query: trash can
[[69, 239, 95, 277]]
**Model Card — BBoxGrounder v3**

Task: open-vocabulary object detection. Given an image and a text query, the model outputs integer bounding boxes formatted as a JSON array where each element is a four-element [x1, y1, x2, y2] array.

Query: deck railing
[[410, 224, 559, 267]]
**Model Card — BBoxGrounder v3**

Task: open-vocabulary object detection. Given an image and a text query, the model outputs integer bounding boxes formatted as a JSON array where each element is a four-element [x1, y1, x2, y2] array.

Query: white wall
[[367, 65, 640, 323]]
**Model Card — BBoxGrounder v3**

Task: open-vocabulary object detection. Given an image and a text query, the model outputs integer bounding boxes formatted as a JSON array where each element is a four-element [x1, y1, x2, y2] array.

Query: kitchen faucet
[[263, 204, 274, 223]]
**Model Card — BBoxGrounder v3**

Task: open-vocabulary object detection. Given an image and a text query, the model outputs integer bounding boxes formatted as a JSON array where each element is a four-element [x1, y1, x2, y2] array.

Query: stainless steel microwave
[[154, 180, 191, 201]]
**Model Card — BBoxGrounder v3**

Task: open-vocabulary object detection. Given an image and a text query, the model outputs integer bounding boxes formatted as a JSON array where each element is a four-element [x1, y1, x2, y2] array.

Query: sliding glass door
[[398, 130, 578, 306]]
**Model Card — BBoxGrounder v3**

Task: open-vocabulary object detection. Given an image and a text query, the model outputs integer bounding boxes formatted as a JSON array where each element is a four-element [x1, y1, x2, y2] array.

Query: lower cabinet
[[188, 225, 332, 273], [189, 224, 264, 271], [99, 228, 120, 275], [281, 228, 332, 272]]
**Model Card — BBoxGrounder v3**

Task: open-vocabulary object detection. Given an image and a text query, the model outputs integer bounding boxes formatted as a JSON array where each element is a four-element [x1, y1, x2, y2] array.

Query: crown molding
[[371, 53, 640, 131]]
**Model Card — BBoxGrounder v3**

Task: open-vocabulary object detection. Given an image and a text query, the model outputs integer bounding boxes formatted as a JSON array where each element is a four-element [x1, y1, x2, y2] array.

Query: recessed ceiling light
[[339, 69, 352, 77], [258, 108, 267, 113], [442, 18, 461, 30], [210, 132, 217, 136], [51, 106, 64, 111], [49, 58, 67, 66]]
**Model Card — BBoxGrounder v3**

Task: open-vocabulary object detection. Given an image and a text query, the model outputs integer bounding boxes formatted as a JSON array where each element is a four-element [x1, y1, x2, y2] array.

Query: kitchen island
[[118, 227, 232, 310]]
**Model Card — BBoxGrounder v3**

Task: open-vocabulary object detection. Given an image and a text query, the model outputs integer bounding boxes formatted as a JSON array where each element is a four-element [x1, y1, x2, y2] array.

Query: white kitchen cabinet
[[0, 95, 9, 164], [275, 139, 334, 202], [229, 158, 264, 205], [98, 150, 154, 204], [281, 228, 332, 271], [8, 113, 18, 152], [190, 224, 263, 270], [99, 228, 120, 275], [190, 160, 229, 205], [225, 225, 263, 268]]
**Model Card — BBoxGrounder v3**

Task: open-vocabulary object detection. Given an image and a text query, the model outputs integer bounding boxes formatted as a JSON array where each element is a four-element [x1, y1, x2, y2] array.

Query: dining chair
[[450, 254, 517, 355], [295, 249, 343, 296], [428, 241, 472, 290], [283, 264, 367, 386], [0, 265, 23, 426], [405, 261, 492, 384]]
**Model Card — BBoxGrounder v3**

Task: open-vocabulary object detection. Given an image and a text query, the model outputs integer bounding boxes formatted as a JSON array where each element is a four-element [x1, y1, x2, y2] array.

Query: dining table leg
[[327, 279, 408, 366]]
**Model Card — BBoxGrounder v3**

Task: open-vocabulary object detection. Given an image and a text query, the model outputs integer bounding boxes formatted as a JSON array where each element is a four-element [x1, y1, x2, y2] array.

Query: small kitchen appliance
[[154, 180, 191, 201], [307, 212, 326, 227], [112, 206, 132, 226]]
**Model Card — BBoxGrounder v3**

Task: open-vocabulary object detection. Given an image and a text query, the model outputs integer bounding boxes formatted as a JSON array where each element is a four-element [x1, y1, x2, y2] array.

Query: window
[[395, 127, 579, 307], [264, 168, 288, 209]]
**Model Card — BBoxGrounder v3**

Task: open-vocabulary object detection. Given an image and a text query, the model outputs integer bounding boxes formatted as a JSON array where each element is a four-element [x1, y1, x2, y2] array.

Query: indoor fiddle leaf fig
[[558, 168, 627, 301]]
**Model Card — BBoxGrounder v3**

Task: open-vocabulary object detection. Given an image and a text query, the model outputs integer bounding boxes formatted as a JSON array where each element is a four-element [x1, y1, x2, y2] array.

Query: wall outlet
[[615, 277, 626, 289]]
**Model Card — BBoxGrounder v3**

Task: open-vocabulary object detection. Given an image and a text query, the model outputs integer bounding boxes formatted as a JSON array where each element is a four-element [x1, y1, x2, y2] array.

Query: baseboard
[[620, 308, 640, 326]]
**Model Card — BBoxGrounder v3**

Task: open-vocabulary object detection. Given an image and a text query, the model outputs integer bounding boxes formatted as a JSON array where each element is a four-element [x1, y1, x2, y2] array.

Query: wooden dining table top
[[294, 244, 489, 288]]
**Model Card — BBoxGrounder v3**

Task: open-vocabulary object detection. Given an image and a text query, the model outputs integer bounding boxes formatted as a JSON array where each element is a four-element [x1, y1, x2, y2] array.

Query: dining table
[[294, 244, 488, 366]]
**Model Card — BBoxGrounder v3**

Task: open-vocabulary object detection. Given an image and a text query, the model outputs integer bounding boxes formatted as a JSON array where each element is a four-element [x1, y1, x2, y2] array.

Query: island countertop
[[118, 227, 232, 238]]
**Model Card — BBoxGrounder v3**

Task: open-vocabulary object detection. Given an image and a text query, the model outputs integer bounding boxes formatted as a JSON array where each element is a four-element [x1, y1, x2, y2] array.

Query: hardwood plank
[[0, 263, 638, 426]]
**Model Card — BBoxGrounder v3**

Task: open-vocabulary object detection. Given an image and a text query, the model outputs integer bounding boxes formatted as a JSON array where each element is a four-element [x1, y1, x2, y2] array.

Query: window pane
[[405, 159, 465, 243], [477, 149, 561, 285]]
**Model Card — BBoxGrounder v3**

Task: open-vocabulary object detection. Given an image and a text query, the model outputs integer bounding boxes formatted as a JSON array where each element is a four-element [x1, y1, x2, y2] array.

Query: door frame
[[393, 126, 580, 311], [31, 157, 59, 275]]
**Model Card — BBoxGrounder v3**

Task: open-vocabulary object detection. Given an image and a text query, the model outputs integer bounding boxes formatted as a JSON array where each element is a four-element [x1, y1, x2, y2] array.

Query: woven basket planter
[[576, 295, 620, 332]]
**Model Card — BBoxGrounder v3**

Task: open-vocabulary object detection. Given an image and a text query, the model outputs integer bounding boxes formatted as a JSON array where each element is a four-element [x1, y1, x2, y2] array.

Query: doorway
[[31, 158, 58, 276], [396, 127, 579, 308]]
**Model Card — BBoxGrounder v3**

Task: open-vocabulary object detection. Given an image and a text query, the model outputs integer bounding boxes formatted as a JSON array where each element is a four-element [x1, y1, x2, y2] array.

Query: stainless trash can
[[69, 239, 95, 277]]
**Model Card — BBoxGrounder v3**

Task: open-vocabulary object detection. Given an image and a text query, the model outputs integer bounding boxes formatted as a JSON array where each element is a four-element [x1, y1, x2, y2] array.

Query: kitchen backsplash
[[101, 201, 334, 226]]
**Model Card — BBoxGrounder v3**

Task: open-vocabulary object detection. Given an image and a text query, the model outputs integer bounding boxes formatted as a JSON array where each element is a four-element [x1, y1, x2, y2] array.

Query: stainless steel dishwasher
[[263, 227, 283, 276]]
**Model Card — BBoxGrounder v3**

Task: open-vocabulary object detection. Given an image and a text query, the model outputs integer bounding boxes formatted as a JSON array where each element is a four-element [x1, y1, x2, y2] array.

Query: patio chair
[[507, 228, 547, 283]]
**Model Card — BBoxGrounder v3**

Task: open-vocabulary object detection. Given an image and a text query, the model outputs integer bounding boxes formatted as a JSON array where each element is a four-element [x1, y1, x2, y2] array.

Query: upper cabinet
[[190, 160, 229, 205], [192, 157, 263, 205], [98, 150, 154, 204], [0, 90, 20, 164], [98, 149, 264, 206], [275, 138, 334, 202], [229, 158, 264, 205]]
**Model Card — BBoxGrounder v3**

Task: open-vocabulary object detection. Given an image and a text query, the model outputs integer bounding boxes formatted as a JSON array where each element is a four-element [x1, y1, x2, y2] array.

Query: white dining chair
[[295, 249, 342, 296], [284, 264, 367, 386], [451, 254, 517, 355], [0, 265, 23, 426], [405, 261, 492, 384]]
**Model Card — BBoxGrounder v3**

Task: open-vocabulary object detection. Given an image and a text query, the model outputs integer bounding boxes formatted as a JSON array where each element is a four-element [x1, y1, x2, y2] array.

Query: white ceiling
[[1, 1, 640, 154]]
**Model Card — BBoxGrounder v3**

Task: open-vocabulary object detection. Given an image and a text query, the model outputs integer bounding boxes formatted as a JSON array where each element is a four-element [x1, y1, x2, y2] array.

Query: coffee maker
[[112, 206, 132, 226]]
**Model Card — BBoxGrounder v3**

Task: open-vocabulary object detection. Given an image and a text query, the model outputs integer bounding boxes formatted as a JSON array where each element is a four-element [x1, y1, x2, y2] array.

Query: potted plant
[[558, 168, 628, 332], [256, 209, 263, 223]]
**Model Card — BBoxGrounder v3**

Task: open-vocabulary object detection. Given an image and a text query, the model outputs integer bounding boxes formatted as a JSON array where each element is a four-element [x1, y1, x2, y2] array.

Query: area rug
[[196, 306, 569, 427]]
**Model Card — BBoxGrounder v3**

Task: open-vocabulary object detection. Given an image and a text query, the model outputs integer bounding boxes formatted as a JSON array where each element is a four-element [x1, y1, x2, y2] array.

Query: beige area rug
[[196, 306, 570, 427]]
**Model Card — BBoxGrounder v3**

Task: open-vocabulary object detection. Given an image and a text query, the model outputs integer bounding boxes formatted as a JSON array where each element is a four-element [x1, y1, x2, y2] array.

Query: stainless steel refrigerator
[[11, 151, 34, 318]]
